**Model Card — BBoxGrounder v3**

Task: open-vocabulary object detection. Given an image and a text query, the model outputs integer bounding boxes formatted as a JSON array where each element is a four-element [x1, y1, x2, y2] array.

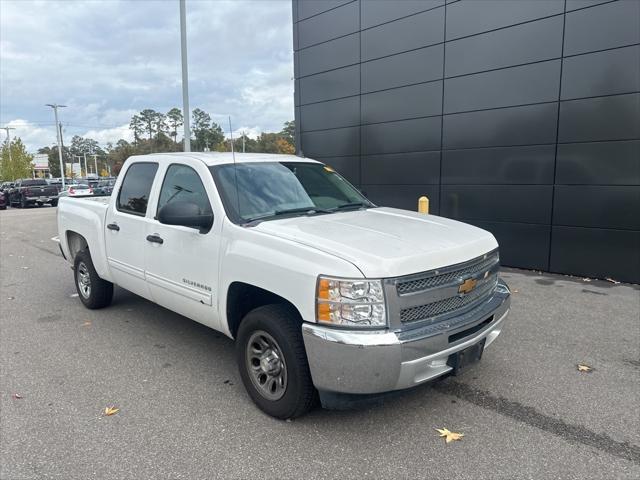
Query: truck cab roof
[[131, 152, 319, 167]]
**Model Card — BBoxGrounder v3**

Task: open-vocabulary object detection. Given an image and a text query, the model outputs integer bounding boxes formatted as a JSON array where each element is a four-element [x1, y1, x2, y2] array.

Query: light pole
[[46, 104, 67, 189], [180, 0, 191, 152], [83, 151, 88, 177], [2, 127, 15, 175], [92, 154, 98, 175]]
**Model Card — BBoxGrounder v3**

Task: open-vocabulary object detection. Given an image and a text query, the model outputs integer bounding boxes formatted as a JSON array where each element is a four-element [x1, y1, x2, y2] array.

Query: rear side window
[[157, 164, 212, 215], [116, 163, 158, 216], [22, 179, 48, 186]]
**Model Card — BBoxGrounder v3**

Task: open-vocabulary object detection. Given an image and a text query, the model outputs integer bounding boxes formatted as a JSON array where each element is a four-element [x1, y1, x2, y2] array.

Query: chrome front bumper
[[302, 279, 510, 394]]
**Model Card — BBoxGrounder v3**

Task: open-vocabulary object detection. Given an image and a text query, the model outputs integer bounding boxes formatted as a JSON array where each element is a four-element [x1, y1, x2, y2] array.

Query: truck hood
[[253, 207, 498, 278]]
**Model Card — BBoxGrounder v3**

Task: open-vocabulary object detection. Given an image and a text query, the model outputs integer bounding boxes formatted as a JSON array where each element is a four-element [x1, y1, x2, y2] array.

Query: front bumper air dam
[[302, 280, 510, 395]]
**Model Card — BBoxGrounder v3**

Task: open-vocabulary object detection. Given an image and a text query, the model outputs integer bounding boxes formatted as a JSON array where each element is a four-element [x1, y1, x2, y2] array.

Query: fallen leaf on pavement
[[577, 364, 593, 373], [513, 289, 519, 293], [435, 427, 464, 443], [103, 406, 119, 416], [605, 277, 620, 284], [12, 393, 23, 399], [82, 321, 91, 327], [7, 296, 14, 300]]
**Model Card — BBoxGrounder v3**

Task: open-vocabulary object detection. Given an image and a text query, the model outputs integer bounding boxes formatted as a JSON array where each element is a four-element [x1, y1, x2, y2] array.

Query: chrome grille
[[396, 251, 499, 295], [399, 276, 498, 324]]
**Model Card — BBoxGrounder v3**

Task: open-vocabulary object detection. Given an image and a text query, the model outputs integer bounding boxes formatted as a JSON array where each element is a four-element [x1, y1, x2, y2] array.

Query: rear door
[[105, 162, 159, 299], [144, 160, 223, 328]]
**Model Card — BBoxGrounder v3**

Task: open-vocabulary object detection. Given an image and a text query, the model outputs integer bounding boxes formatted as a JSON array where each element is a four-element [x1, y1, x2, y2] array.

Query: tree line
[[0, 107, 296, 180]]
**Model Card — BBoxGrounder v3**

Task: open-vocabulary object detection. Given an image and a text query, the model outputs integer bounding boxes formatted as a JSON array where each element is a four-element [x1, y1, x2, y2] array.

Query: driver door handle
[[146, 234, 164, 244], [107, 223, 120, 231]]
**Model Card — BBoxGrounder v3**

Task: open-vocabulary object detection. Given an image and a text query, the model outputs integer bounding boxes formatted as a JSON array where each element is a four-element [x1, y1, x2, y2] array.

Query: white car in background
[[59, 184, 93, 197]]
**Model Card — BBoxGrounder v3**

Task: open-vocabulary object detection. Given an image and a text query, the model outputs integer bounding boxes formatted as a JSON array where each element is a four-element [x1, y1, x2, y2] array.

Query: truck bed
[[57, 195, 111, 280]]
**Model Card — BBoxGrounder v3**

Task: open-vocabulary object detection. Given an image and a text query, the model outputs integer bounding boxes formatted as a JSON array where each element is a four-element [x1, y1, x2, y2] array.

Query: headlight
[[316, 276, 387, 328]]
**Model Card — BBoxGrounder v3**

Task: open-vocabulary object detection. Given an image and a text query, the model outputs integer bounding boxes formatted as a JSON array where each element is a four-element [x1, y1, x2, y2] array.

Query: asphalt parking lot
[[1, 207, 639, 479]]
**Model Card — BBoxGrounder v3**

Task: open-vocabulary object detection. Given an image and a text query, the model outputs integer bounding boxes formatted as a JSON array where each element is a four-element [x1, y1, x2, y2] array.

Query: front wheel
[[236, 304, 317, 419], [74, 249, 114, 309], [50, 199, 58, 207]]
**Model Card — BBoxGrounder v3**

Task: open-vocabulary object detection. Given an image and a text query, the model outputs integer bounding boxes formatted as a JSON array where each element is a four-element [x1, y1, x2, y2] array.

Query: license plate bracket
[[447, 339, 486, 375]]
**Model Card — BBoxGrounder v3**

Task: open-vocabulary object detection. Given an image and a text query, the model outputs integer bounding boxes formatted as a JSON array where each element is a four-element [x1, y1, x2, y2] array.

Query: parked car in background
[[0, 190, 7, 210], [59, 184, 93, 197], [93, 178, 116, 196], [1, 181, 14, 192], [9, 179, 59, 207], [47, 179, 63, 194]]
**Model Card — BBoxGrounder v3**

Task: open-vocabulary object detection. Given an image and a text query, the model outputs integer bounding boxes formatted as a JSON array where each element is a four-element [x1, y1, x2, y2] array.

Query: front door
[[144, 162, 222, 328], [105, 162, 159, 299]]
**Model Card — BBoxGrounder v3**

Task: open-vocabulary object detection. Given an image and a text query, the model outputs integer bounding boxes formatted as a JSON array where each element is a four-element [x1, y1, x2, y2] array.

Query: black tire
[[50, 199, 58, 207], [0, 206, 6, 210], [236, 304, 317, 419], [19, 196, 26, 208], [73, 249, 113, 309]]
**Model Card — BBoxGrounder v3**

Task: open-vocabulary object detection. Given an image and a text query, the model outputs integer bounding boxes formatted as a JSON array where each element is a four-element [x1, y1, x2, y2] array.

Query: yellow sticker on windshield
[[324, 166, 335, 173]]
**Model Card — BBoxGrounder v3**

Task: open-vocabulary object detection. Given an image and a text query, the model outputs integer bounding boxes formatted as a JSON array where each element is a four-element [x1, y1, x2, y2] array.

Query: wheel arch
[[226, 282, 303, 340], [66, 230, 89, 260]]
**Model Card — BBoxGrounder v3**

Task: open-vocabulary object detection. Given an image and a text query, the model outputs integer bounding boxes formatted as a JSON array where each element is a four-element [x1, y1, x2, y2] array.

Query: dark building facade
[[292, 0, 640, 283]]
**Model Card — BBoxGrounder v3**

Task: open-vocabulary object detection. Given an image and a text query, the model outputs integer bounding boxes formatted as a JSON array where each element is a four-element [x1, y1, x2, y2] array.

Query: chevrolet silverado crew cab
[[57, 153, 510, 419]]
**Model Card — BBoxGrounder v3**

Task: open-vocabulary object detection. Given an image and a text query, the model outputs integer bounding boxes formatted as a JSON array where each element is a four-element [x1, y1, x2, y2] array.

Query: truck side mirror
[[158, 201, 213, 233]]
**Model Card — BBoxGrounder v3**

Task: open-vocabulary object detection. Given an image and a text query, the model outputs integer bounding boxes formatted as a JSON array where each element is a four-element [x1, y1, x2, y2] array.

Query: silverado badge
[[458, 278, 477, 294]]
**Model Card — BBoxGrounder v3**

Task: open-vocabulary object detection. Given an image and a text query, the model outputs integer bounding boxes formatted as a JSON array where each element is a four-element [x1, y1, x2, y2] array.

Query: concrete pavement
[[1, 207, 639, 479]]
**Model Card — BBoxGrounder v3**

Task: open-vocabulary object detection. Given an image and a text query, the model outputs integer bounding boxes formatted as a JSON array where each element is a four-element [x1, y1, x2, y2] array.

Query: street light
[[180, 0, 191, 152], [45, 104, 67, 189], [2, 127, 15, 178]]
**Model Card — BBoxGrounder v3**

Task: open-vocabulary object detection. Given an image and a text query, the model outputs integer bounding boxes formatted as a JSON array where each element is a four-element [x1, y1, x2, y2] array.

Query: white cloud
[[81, 124, 133, 146], [4, 119, 58, 152], [231, 126, 263, 140], [1, 0, 294, 151]]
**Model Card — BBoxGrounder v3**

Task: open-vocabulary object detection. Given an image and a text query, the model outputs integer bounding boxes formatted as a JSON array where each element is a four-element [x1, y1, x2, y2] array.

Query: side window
[[157, 164, 212, 215], [116, 162, 158, 216]]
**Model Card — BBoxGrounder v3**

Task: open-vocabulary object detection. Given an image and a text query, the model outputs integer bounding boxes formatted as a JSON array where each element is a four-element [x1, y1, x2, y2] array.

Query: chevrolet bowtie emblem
[[458, 278, 477, 294]]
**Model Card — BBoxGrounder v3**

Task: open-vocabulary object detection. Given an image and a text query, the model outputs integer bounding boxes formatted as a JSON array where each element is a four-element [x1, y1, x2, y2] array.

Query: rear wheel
[[19, 196, 26, 208], [74, 249, 113, 309], [236, 304, 316, 419], [50, 199, 58, 207]]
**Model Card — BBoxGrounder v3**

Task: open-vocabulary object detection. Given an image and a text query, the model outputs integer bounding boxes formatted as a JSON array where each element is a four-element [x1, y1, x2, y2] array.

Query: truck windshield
[[210, 162, 374, 224]]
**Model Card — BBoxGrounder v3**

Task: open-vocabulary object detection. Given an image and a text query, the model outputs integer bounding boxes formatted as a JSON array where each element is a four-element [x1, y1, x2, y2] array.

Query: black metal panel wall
[[293, 0, 640, 283]]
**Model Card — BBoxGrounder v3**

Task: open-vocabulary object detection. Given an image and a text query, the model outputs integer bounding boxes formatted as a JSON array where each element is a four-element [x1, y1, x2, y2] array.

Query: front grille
[[396, 251, 499, 295], [399, 276, 497, 324]]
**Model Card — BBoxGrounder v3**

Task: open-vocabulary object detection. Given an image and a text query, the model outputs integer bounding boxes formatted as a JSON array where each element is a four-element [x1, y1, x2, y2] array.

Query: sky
[[0, 0, 294, 152]]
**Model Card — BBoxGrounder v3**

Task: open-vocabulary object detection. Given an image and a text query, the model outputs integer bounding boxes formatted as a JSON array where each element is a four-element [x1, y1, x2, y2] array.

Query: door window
[[116, 163, 158, 216], [157, 164, 212, 215]]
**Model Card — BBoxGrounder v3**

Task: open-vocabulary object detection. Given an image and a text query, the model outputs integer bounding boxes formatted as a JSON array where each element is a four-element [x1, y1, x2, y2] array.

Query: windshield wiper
[[333, 202, 371, 211], [274, 206, 334, 216], [243, 206, 332, 225]]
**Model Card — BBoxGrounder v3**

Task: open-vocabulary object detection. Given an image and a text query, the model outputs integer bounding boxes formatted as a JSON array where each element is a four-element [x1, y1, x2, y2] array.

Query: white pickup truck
[[57, 152, 510, 418]]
